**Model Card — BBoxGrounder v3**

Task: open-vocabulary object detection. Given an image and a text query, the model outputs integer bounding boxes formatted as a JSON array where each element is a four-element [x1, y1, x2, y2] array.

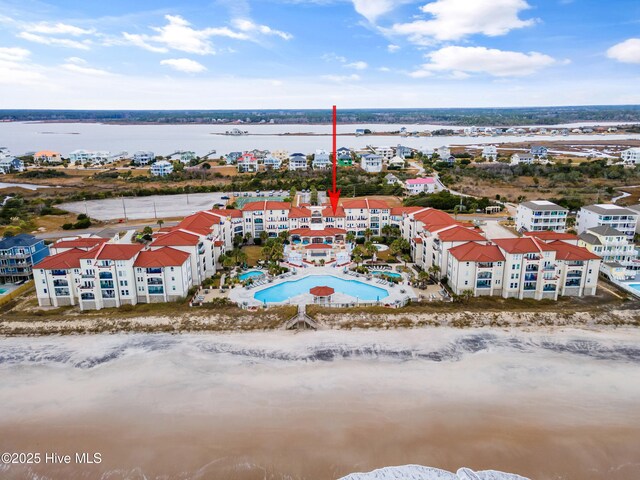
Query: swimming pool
[[254, 275, 389, 303], [372, 271, 402, 279], [238, 270, 265, 281], [0, 288, 6, 295], [628, 283, 640, 293]]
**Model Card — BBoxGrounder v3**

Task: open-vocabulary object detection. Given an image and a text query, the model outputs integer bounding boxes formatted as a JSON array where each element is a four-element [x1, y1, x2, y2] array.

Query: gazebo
[[309, 286, 335, 304]]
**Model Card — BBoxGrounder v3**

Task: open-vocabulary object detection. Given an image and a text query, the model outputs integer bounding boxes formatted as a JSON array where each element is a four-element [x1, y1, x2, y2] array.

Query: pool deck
[[228, 266, 418, 307]]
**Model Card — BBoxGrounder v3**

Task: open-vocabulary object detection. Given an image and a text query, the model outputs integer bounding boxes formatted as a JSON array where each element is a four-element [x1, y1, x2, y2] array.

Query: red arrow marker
[[328, 105, 341, 214]]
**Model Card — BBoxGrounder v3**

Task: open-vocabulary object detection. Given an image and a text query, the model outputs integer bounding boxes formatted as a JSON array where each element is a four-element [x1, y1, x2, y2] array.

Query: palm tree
[[351, 246, 364, 267], [428, 264, 441, 280], [346, 232, 356, 244], [364, 241, 377, 257], [364, 228, 373, 242], [157, 219, 164, 228], [259, 231, 268, 243]]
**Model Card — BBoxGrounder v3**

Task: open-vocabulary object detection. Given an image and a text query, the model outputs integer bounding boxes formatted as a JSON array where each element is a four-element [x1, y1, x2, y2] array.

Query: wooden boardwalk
[[283, 304, 322, 330]]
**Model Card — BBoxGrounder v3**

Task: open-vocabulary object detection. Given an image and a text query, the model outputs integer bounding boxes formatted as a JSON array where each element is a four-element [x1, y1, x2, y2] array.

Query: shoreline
[[2, 307, 638, 337]]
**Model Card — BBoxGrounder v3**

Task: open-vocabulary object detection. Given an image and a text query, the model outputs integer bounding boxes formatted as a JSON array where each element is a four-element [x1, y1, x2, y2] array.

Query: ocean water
[[0, 328, 639, 479]]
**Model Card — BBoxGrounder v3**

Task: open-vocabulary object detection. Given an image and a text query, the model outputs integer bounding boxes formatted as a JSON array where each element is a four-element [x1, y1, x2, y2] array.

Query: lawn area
[[242, 245, 263, 266]]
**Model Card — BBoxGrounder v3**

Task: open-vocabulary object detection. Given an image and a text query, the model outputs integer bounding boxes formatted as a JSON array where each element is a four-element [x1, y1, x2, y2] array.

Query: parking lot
[[60, 193, 230, 221]]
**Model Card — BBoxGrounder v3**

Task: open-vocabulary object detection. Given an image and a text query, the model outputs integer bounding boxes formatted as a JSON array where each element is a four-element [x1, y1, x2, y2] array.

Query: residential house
[[237, 153, 258, 173], [33, 150, 62, 164], [387, 155, 406, 170], [337, 148, 353, 166], [395, 145, 412, 159], [133, 151, 155, 166], [361, 154, 383, 173], [288, 153, 308, 171], [628, 204, 640, 233], [516, 200, 568, 233], [482, 145, 498, 162], [150, 160, 174, 176], [385, 173, 401, 185], [620, 148, 640, 165], [530, 146, 548, 158], [578, 226, 639, 280], [405, 177, 438, 195], [510, 153, 537, 165], [435, 146, 451, 159], [178, 151, 197, 164], [225, 151, 242, 165], [0, 234, 50, 283], [576, 204, 639, 241], [312, 150, 331, 170], [0, 156, 24, 173], [271, 150, 289, 162], [375, 146, 394, 161], [262, 155, 282, 170]]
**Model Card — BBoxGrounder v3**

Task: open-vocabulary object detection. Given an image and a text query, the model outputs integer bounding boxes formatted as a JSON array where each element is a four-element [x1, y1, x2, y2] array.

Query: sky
[[0, 0, 639, 109]]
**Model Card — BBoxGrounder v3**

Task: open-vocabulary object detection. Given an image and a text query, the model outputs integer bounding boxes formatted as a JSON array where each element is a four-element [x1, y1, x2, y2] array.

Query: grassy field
[[242, 246, 263, 267]]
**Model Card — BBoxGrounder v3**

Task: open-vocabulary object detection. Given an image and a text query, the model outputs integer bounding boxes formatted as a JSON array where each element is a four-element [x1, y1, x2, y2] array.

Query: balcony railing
[[148, 286, 164, 295], [147, 278, 163, 286]]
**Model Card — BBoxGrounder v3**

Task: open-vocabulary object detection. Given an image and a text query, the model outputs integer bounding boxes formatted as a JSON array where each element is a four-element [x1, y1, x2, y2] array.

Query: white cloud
[[160, 58, 207, 73], [607, 38, 640, 64], [412, 46, 558, 77], [322, 74, 361, 82], [61, 61, 112, 76], [18, 31, 91, 50], [387, 44, 400, 53], [31, 22, 95, 36], [123, 14, 291, 55], [0, 46, 30, 62], [345, 61, 368, 70], [232, 18, 293, 40], [0, 46, 45, 85], [390, 0, 535, 44], [351, 0, 411, 23]]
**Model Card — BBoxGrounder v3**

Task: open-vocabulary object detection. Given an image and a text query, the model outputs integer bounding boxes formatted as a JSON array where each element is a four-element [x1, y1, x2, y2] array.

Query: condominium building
[[576, 204, 639, 241], [0, 234, 50, 283], [516, 200, 568, 233], [578, 226, 639, 280]]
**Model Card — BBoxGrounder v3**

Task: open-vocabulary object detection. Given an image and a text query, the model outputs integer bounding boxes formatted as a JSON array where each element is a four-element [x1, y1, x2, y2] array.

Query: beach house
[[576, 204, 639, 242], [0, 234, 50, 283], [516, 200, 568, 233], [33, 150, 62, 164], [312, 150, 331, 170], [150, 160, 174, 176], [237, 153, 258, 172], [482, 145, 498, 162], [620, 148, 640, 165], [361, 154, 383, 173], [133, 151, 155, 166], [288, 153, 308, 171], [405, 177, 438, 195]]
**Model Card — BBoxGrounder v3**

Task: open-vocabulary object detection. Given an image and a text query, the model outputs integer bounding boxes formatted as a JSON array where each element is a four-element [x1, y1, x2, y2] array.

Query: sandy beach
[[0, 327, 639, 479]]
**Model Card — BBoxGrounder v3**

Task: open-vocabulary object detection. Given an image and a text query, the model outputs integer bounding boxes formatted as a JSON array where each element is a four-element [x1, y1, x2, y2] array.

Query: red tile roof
[[178, 211, 221, 235], [95, 243, 144, 260], [134, 247, 190, 267], [546, 241, 601, 261], [391, 206, 425, 216], [304, 244, 332, 249], [493, 237, 541, 254], [413, 237, 423, 244], [414, 209, 458, 232], [151, 230, 200, 247], [35, 248, 87, 270], [209, 208, 243, 218], [310, 286, 334, 296], [342, 198, 391, 210], [52, 237, 108, 250], [523, 231, 578, 242], [321, 205, 346, 217], [288, 206, 312, 219], [449, 242, 505, 262], [242, 201, 291, 212], [437, 225, 486, 242], [289, 227, 347, 236]]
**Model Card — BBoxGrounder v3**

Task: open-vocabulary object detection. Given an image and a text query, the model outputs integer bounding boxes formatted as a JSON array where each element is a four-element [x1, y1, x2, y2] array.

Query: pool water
[[0, 288, 6, 294], [254, 275, 389, 303], [629, 283, 640, 292], [238, 271, 264, 281], [372, 271, 402, 279]]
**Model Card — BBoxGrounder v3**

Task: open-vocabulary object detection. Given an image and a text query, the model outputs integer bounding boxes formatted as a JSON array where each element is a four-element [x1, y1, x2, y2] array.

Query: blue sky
[[0, 0, 639, 108]]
